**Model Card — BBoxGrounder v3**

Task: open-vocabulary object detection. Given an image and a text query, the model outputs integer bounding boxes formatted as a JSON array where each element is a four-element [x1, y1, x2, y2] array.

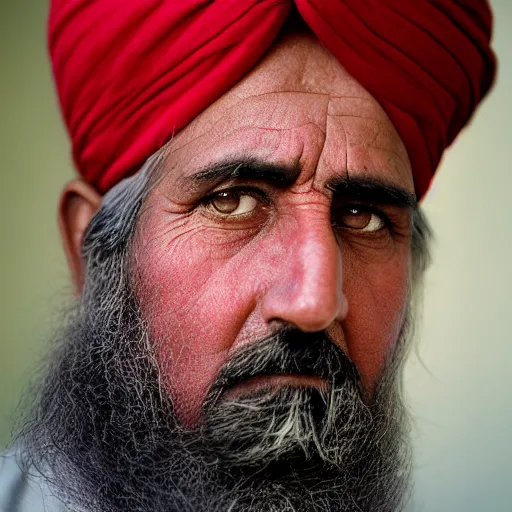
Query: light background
[[0, 1, 510, 511]]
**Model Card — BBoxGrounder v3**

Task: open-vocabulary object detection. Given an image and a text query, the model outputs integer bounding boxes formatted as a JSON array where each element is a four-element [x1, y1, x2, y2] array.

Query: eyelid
[[333, 203, 392, 226], [201, 185, 272, 206]]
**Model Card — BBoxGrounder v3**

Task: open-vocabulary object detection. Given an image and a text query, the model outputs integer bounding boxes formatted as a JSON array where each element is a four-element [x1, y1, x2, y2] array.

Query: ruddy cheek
[[132, 215, 275, 425], [131, 219, 222, 423], [342, 254, 410, 392]]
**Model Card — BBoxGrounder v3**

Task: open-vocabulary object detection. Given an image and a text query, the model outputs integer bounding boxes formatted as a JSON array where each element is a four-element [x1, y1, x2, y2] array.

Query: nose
[[260, 217, 348, 332]]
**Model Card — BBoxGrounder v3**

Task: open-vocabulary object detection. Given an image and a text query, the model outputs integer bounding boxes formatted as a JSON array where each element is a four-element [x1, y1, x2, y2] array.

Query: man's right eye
[[207, 190, 259, 216]]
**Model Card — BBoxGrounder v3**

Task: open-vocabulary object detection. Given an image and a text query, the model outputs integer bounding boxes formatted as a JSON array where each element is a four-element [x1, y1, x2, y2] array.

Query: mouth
[[223, 373, 329, 401]]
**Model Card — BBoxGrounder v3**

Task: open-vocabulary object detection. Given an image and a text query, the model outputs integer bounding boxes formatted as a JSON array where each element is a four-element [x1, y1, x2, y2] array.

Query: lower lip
[[224, 374, 328, 400]]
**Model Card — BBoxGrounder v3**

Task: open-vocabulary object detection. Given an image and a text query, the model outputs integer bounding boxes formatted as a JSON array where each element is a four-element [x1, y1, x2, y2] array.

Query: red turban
[[48, 0, 496, 198]]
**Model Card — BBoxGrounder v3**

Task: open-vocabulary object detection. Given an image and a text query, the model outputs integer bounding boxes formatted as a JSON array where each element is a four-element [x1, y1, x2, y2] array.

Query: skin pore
[[128, 31, 416, 426]]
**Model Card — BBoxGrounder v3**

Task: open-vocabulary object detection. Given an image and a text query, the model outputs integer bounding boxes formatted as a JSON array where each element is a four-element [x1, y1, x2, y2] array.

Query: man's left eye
[[207, 190, 259, 216], [338, 207, 386, 232]]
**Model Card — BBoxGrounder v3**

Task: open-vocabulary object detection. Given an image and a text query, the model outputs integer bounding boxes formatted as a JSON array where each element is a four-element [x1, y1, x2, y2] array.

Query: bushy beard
[[200, 329, 412, 512], [14, 167, 414, 512]]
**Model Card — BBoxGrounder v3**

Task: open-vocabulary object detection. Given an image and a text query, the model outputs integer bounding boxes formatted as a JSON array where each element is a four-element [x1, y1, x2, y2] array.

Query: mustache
[[202, 327, 362, 413]]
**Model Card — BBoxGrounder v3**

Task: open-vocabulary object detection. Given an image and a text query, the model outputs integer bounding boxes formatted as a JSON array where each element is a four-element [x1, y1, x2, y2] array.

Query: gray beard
[[13, 168, 414, 512]]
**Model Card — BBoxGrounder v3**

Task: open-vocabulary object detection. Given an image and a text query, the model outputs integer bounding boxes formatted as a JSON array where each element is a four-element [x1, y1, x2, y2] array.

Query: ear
[[59, 180, 102, 294]]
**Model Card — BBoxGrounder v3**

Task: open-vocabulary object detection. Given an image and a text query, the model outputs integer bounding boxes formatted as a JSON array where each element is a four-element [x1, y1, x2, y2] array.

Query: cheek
[[131, 211, 276, 426], [342, 244, 411, 391]]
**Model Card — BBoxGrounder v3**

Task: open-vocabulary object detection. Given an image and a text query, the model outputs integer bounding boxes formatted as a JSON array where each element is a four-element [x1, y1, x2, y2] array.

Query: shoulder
[[0, 448, 64, 512]]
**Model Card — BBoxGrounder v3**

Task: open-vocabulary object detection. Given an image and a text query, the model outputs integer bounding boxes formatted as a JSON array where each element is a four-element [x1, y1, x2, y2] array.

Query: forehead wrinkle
[[219, 90, 330, 125], [180, 89, 335, 143], [232, 89, 354, 101], [280, 94, 330, 189], [304, 103, 349, 192], [164, 93, 291, 155], [168, 92, 374, 167], [326, 97, 406, 152], [322, 106, 411, 189], [329, 116, 407, 162], [167, 120, 327, 189], [160, 78, 408, 196]]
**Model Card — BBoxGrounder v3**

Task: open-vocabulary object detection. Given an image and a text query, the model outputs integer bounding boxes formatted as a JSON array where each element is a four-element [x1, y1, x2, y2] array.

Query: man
[[0, 1, 496, 511]]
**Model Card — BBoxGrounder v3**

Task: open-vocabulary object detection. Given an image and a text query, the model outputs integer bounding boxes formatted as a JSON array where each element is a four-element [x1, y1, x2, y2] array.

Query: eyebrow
[[326, 175, 418, 210], [187, 157, 417, 209], [187, 158, 301, 190]]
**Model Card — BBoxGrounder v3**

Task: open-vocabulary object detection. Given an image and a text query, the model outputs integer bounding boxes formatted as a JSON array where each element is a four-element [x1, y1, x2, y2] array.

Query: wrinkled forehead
[[161, 32, 413, 192]]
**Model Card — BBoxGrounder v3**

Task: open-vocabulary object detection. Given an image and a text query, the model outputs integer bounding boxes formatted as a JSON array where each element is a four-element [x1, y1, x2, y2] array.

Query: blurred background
[[0, 1, 510, 510]]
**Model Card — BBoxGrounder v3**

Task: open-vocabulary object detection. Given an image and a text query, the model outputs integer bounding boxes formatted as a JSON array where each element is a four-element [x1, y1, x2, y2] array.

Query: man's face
[[20, 30, 424, 512], [132, 32, 415, 426]]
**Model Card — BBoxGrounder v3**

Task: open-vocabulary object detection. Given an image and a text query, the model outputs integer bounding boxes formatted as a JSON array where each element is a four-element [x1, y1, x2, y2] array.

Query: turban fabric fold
[[48, 0, 496, 198]]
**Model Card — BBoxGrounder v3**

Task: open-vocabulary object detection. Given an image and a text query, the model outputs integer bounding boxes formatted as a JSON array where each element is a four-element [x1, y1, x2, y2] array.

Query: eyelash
[[202, 186, 271, 208]]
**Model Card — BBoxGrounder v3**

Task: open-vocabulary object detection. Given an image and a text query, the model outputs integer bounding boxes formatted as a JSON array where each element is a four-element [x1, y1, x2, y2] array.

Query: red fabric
[[48, 0, 496, 198]]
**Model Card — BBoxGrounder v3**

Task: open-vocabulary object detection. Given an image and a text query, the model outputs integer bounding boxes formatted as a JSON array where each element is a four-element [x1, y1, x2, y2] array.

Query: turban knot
[[49, 0, 496, 198]]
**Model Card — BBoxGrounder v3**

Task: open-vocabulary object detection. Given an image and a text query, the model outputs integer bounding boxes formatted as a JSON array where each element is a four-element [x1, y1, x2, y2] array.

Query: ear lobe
[[59, 180, 102, 294]]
